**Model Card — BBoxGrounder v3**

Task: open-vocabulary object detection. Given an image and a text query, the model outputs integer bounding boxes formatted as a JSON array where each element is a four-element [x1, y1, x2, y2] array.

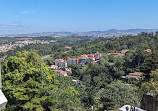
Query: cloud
[[0, 22, 32, 31], [21, 10, 30, 14], [0, 23, 22, 28], [0, 22, 33, 34]]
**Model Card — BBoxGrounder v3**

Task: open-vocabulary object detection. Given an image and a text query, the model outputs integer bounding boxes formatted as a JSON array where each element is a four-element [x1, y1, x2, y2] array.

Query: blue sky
[[0, 0, 158, 34]]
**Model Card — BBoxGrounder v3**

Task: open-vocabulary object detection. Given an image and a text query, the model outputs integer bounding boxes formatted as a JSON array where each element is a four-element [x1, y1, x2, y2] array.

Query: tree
[[140, 50, 158, 79], [140, 69, 158, 97], [95, 81, 140, 110], [2, 51, 82, 111]]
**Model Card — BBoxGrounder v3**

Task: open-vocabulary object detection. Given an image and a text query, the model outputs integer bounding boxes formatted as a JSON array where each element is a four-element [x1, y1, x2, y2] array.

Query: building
[[0, 90, 7, 110], [72, 79, 80, 84], [0, 63, 7, 110], [94, 52, 102, 61], [107, 53, 120, 56], [53, 69, 63, 74], [125, 72, 144, 79], [87, 54, 94, 58], [53, 70, 68, 76], [145, 49, 152, 53], [107, 49, 129, 57], [50, 65, 58, 69], [88, 57, 95, 61], [65, 45, 71, 49], [119, 49, 129, 54], [55, 59, 67, 67], [59, 71, 68, 76], [87, 54, 95, 61], [67, 57, 78, 65], [107, 53, 125, 57], [78, 56, 88, 64], [65, 68, 72, 73]]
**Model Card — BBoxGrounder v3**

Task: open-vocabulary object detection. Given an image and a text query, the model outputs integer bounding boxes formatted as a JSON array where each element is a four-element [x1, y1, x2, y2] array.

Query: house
[[53, 69, 63, 74], [78, 56, 88, 64], [145, 49, 152, 53], [65, 68, 72, 73], [119, 49, 129, 54], [107, 53, 120, 56], [82, 54, 88, 58], [67, 57, 78, 65], [72, 79, 80, 84], [87, 54, 94, 58], [54, 59, 67, 67], [65, 45, 71, 49], [50, 65, 58, 69], [118, 53, 125, 57], [107, 53, 125, 57], [87, 54, 95, 61], [59, 71, 68, 76], [53, 70, 68, 76], [55, 59, 62, 65], [0, 90, 8, 110], [107, 49, 129, 57], [88, 57, 95, 61], [94, 52, 102, 61], [125, 72, 144, 79]]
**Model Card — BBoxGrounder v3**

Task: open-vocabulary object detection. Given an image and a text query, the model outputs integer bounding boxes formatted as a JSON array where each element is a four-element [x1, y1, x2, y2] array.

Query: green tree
[[2, 51, 82, 111], [96, 81, 140, 110]]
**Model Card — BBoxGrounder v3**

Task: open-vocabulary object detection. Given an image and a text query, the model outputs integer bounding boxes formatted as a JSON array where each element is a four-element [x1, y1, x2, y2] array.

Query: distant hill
[[0, 29, 158, 37], [89, 29, 158, 34]]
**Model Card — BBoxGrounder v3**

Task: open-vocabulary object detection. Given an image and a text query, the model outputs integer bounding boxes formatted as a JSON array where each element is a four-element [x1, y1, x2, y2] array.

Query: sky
[[0, 0, 158, 34]]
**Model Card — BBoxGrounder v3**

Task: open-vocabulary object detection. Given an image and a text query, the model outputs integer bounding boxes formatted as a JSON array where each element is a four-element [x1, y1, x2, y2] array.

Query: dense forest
[[1, 32, 158, 110]]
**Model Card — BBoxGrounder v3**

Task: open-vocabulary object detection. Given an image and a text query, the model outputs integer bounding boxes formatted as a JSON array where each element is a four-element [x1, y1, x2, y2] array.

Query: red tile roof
[[107, 53, 125, 56], [60, 71, 68, 76], [78, 56, 87, 60], [129, 72, 143, 76], [145, 49, 152, 53], [107, 53, 120, 55], [88, 57, 94, 59], [82, 54, 88, 57], [120, 49, 129, 53], [118, 53, 125, 56], [126, 75, 139, 79], [87, 54, 94, 57]]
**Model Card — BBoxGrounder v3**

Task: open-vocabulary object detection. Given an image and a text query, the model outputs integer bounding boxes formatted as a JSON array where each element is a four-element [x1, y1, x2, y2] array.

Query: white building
[[0, 90, 7, 110], [50, 65, 58, 69]]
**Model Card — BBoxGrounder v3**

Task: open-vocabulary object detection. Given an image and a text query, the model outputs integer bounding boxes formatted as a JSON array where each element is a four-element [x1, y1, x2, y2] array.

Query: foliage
[[2, 51, 82, 111], [95, 81, 140, 110]]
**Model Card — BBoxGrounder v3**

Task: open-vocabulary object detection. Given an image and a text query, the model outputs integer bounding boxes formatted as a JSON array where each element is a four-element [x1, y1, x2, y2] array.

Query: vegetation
[[1, 32, 158, 110], [2, 51, 83, 111]]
